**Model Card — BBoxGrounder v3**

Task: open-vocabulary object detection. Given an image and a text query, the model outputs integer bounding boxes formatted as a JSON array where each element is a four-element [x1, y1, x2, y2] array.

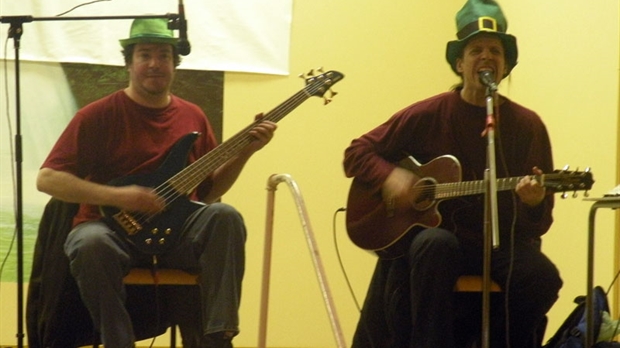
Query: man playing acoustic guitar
[[343, 1, 564, 347], [36, 18, 277, 348]]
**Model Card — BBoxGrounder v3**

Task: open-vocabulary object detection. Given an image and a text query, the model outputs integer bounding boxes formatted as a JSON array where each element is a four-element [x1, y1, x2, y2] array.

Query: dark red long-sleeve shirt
[[343, 90, 554, 242]]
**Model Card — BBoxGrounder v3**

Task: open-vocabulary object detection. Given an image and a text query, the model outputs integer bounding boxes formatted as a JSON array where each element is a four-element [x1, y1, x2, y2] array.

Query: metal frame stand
[[259, 173, 346, 348], [584, 196, 620, 347]]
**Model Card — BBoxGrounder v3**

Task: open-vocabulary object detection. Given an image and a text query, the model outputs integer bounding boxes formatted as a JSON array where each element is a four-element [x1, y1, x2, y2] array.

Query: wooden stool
[[126, 268, 199, 348], [93, 268, 199, 348], [454, 276, 501, 348], [455, 275, 501, 292], [123, 268, 199, 285]]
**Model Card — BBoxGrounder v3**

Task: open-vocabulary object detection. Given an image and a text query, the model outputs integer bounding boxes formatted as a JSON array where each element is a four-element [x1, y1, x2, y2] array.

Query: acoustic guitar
[[346, 154, 594, 257]]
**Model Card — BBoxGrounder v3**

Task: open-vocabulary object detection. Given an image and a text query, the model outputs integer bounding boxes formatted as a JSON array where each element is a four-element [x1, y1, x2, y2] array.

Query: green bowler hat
[[119, 18, 178, 48], [445, 0, 518, 77]]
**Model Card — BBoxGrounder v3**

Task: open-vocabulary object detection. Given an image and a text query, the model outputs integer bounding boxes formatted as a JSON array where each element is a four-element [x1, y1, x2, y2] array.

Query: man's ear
[[456, 58, 464, 74]]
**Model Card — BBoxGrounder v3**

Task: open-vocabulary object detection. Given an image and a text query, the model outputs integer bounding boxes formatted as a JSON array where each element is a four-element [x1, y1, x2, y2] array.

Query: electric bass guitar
[[345, 154, 594, 257], [100, 69, 344, 255]]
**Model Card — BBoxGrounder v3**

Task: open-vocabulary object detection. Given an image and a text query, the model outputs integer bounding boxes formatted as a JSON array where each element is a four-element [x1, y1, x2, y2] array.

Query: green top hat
[[119, 18, 178, 48], [445, 0, 518, 77]]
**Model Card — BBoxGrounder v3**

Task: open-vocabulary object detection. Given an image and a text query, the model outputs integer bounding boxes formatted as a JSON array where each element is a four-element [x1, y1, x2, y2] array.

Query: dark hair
[[122, 44, 182, 67]]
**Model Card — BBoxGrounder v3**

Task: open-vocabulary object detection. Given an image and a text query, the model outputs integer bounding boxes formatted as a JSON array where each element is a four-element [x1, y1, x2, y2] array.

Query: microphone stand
[[0, 12, 180, 348], [481, 84, 500, 348]]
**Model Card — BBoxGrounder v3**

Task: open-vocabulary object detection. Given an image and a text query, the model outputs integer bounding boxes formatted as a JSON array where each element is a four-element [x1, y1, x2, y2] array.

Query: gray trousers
[[64, 202, 246, 348]]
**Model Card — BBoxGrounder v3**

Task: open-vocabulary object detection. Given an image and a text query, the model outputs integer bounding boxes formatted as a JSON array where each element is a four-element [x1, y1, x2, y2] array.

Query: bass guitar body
[[100, 133, 205, 255]]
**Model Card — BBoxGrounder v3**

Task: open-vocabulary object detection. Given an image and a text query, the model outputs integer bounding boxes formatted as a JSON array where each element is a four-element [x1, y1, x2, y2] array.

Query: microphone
[[478, 70, 498, 91], [177, 0, 191, 56]]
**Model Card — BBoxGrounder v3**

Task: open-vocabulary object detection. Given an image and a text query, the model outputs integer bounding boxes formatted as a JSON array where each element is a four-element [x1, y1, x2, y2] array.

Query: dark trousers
[[351, 228, 562, 348]]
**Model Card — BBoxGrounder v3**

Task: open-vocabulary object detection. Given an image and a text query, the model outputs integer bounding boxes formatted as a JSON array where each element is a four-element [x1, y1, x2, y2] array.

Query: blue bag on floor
[[544, 286, 620, 348]]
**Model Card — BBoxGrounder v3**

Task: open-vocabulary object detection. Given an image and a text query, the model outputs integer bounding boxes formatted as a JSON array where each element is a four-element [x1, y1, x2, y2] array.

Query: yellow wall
[[1, 0, 619, 347], [220, 1, 620, 347]]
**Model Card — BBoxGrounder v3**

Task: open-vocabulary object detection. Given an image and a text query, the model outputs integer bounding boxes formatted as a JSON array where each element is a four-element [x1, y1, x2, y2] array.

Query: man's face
[[456, 33, 506, 90], [127, 43, 175, 97]]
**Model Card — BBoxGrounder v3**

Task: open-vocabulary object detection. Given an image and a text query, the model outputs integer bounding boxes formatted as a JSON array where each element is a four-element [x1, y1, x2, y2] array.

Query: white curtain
[[0, 0, 292, 75]]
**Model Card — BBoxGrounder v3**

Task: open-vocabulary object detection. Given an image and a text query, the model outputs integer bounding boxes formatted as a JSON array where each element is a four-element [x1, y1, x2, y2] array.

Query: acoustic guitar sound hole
[[411, 177, 437, 211]]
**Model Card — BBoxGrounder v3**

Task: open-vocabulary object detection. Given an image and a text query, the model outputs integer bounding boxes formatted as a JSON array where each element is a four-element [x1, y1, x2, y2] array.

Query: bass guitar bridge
[[113, 211, 143, 235]]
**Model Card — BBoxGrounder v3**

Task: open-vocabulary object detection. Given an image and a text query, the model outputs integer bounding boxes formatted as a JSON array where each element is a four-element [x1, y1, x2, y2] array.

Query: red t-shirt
[[42, 90, 219, 227]]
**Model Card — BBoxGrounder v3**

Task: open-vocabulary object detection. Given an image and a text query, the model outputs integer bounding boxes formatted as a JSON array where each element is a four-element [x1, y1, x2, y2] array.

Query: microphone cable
[[333, 206, 380, 348], [0, 28, 17, 299], [331, 206, 363, 312], [55, 0, 111, 17]]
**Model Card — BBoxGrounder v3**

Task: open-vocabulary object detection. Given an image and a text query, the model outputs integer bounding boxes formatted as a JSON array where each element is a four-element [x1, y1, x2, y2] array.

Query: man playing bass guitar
[[36, 18, 277, 348]]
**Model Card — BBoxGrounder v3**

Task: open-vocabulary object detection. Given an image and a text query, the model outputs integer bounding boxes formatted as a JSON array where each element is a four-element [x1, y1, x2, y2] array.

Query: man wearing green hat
[[343, 1, 562, 347], [36, 18, 277, 348]]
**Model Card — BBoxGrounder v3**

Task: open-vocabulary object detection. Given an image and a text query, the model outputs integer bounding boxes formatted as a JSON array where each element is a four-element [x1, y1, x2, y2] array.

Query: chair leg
[[170, 324, 176, 348]]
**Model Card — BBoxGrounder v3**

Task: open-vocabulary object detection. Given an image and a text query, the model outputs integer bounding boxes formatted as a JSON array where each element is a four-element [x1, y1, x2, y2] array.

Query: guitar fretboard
[[434, 176, 530, 199]]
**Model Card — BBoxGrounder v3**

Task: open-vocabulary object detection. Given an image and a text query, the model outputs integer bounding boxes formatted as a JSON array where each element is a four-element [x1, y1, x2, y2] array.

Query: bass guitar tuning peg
[[323, 89, 339, 105], [562, 164, 570, 172]]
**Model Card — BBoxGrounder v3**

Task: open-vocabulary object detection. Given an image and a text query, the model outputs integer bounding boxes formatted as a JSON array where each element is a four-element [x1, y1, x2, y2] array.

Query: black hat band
[[456, 16, 505, 40]]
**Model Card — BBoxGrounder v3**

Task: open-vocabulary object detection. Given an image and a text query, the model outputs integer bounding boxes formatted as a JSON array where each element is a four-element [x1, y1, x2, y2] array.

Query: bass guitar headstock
[[300, 68, 344, 104]]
